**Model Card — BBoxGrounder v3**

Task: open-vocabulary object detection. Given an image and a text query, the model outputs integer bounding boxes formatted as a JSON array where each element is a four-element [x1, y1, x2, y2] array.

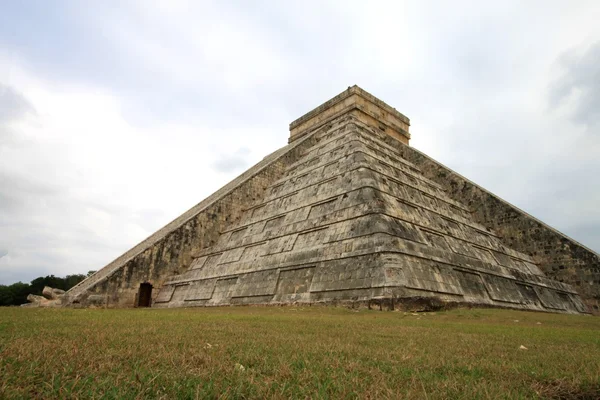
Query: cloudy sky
[[1, 1, 599, 284]]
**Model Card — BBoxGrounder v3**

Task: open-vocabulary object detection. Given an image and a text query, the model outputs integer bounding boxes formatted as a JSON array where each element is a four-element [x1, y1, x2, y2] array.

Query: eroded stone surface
[[64, 126, 319, 307], [153, 115, 586, 313], [66, 86, 595, 314], [386, 135, 600, 313]]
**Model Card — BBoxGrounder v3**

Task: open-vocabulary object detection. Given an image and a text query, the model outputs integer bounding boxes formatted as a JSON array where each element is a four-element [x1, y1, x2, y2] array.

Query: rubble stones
[[42, 286, 65, 300], [25, 287, 64, 307]]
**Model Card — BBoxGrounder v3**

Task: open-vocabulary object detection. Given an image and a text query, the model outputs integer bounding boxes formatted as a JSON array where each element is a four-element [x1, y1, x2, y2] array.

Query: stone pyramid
[[65, 86, 597, 314]]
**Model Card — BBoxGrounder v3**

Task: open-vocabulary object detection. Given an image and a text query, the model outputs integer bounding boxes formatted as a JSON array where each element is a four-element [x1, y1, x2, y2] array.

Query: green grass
[[0, 306, 599, 399]]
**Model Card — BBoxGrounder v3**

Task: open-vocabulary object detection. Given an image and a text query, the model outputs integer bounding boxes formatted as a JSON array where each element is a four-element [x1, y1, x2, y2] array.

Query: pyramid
[[65, 86, 598, 314]]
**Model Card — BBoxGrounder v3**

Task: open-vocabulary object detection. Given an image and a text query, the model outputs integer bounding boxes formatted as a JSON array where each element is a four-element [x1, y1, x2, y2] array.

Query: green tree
[[0, 274, 88, 306], [0, 282, 31, 306], [64, 274, 87, 288]]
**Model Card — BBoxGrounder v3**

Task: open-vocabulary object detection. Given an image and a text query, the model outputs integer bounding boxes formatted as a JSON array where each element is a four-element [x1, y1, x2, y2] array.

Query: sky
[[1, 0, 599, 285]]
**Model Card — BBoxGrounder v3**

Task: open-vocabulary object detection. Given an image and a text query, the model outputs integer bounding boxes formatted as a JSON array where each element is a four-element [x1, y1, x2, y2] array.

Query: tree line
[[0, 272, 95, 306]]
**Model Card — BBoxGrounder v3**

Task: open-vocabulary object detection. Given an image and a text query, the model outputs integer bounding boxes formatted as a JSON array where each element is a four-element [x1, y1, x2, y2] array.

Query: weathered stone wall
[[67, 132, 319, 307], [390, 139, 600, 313], [289, 86, 410, 144], [66, 85, 595, 313], [153, 116, 585, 314]]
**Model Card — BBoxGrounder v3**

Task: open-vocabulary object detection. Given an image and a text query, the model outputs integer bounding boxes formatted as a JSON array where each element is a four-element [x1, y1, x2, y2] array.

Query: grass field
[[0, 306, 598, 399]]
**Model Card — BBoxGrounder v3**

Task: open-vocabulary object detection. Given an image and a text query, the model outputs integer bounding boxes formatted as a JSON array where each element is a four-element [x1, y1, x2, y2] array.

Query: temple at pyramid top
[[289, 85, 411, 145], [61, 86, 599, 314]]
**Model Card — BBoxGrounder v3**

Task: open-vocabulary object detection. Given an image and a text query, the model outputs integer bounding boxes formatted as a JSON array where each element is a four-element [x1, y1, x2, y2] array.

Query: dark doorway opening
[[137, 283, 153, 307]]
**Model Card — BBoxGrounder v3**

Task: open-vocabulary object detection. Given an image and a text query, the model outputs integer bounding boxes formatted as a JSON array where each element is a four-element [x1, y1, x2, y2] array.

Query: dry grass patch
[[0, 306, 598, 399]]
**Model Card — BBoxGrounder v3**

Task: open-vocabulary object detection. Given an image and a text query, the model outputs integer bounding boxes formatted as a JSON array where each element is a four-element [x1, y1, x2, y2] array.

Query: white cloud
[[1, 1, 600, 284], [0, 55, 277, 284]]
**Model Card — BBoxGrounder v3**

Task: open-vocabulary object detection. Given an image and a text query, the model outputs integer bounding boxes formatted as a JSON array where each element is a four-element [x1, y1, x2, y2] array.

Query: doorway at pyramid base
[[152, 249, 586, 314]]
